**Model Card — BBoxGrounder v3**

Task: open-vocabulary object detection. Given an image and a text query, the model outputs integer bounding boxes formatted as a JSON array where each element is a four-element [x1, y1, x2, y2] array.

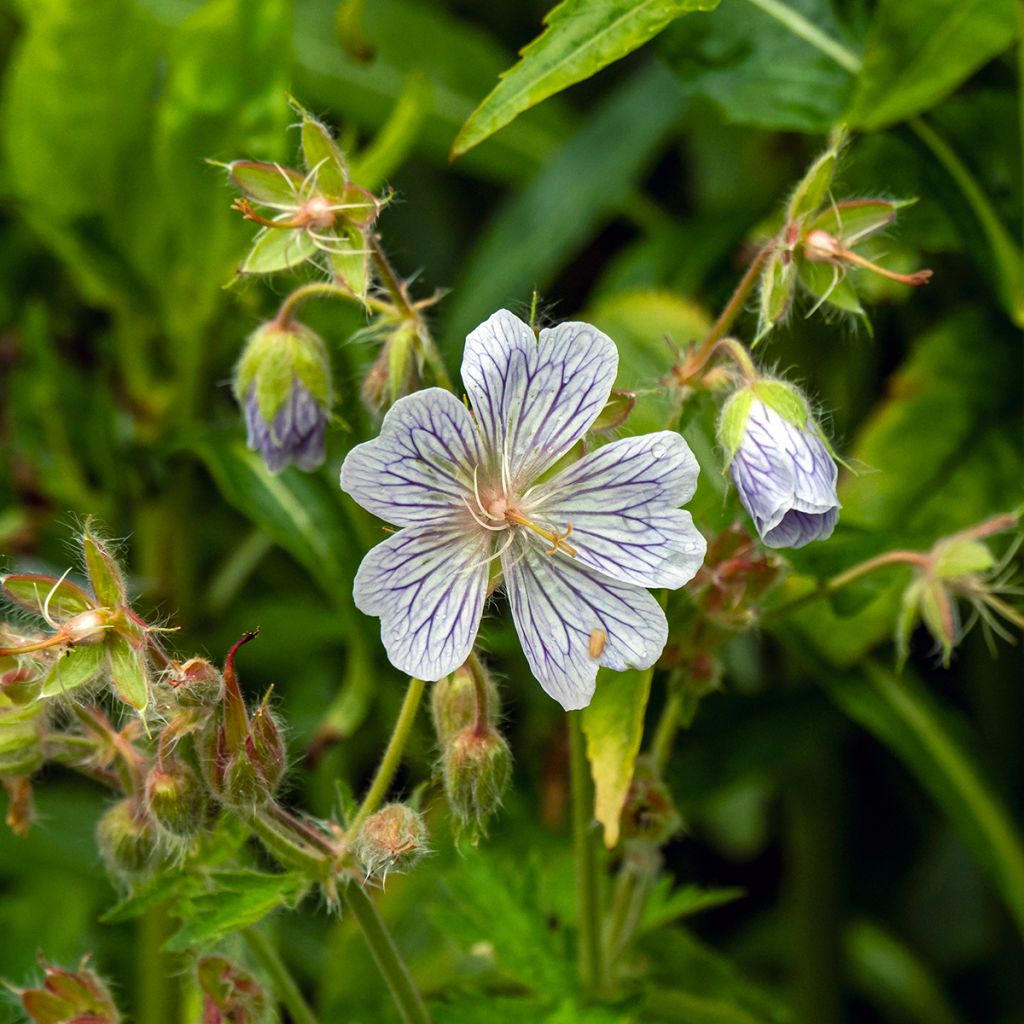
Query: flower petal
[[526, 432, 706, 588], [340, 388, 482, 526], [462, 310, 617, 487], [353, 524, 491, 681], [501, 538, 668, 711]]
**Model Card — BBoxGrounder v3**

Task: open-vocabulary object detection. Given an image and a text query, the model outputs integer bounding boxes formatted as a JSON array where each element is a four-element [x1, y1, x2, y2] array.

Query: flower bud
[[441, 725, 512, 831], [233, 320, 331, 474], [214, 708, 286, 814], [145, 762, 207, 840], [430, 664, 498, 748], [18, 956, 121, 1024], [353, 803, 429, 880], [196, 955, 270, 1024], [718, 380, 840, 549], [171, 657, 225, 708], [96, 799, 161, 880], [620, 760, 681, 846]]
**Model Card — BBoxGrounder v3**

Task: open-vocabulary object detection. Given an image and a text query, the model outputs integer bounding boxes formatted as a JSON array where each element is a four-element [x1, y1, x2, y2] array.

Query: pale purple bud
[[243, 379, 326, 474], [729, 399, 839, 549]]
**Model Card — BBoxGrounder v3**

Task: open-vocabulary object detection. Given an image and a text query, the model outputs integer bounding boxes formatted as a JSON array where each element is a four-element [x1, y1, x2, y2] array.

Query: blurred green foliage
[[0, 0, 1021, 1022]]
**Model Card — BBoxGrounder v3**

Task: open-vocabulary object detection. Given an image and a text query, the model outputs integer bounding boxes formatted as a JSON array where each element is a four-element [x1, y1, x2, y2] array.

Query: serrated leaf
[[452, 0, 719, 157], [582, 666, 653, 847], [239, 227, 317, 274], [639, 881, 745, 935], [847, 0, 1019, 130], [101, 869, 199, 924], [165, 870, 308, 952], [3, 574, 96, 621], [39, 644, 108, 700], [229, 160, 304, 205], [107, 633, 149, 712]]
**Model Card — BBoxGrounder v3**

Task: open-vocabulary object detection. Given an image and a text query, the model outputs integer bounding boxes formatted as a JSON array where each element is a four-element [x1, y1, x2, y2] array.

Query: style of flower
[[340, 310, 707, 710], [719, 381, 840, 549]]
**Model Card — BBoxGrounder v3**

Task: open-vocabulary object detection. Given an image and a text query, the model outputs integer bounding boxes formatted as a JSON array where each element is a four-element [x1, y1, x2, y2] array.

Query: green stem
[[603, 863, 651, 965], [700, 244, 771, 352], [348, 677, 426, 837], [569, 711, 604, 996], [242, 927, 320, 1024], [275, 281, 360, 325], [249, 807, 336, 881], [650, 689, 686, 777], [343, 881, 432, 1024], [136, 906, 177, 1024]]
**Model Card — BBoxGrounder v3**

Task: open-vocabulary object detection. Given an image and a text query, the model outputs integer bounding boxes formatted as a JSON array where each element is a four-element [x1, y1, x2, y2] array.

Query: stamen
[[463, 498, 507, 532], [506, 510, 577, 557], [460, 531, 517, 575], [472, 466, 504, 522]]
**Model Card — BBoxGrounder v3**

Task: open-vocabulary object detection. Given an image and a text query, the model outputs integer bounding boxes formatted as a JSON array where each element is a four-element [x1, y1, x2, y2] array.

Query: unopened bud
[[145, 762, 207, 839], [441, 725, 512, 830], [96, 799, 161, 879], [196, 955, 270, 1024], [620, 761, 681, 846], [172, 657, 225, 708], [431, 665, 498, 748], [18, 956, 121, 1024], [248, 704, 285, 791], [353, 803, 428, 880]]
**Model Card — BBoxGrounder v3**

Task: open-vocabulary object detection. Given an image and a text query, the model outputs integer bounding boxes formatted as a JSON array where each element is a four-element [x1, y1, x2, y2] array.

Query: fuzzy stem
[[136, 906, 177, 1024], [569, 711, 604, 996], [242, 927, 320, 1024], [649, 689, 686, 777], [701, 245, 771, 351], [347, 677, 426, 837], [344, 882, 432, 1024], [274, 281, 362, 325], [603, 862, 653, 966], [467, 652, 490, 734], [249, 806, 336, 880]]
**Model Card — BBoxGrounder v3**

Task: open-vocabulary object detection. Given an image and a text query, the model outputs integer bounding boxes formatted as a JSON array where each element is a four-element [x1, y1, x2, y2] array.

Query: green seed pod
[[353, 803, 429, 880], [145, 762, 207, 839], [96, 799, 160, 879], [441, 725, 512, 830]]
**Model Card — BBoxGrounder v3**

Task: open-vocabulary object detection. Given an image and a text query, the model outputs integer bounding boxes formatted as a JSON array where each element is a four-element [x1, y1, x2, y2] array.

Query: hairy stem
[[701, 244, 771, 351], [242, 927, 320, 1024], [344, 881, 432, 1024], [569, 711, 604, 996], [348, 677, 426, 837], [649, 689, 686, 777]]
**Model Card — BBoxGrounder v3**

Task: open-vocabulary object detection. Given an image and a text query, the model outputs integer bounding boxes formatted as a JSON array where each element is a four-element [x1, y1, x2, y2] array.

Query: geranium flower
[[719, 381, 840, 549], [340, 310, 706, 710]]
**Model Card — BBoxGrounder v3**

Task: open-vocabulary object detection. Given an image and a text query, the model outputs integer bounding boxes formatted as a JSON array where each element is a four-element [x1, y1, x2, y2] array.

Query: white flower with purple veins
[[340, 310, 707, 710], [720, 381, 840, 549]]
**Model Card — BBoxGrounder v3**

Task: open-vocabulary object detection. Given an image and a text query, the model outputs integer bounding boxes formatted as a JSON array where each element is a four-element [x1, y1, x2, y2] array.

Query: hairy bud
[[621, 760, 681, 847], [172, 657, 225, 708], [441, 725, 512, 831], [197, 955, 270, 1024], [145, 762, 207, 839], [353, 803, 429, 880], [18, 955, 121, 1024], [431, 664, 498, 748], [96, 799, 161, 880]]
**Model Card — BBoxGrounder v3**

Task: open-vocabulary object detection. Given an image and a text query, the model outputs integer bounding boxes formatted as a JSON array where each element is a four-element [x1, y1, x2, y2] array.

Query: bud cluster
[[15, 955, 121, 1024], [197, 955, 270, 1024]]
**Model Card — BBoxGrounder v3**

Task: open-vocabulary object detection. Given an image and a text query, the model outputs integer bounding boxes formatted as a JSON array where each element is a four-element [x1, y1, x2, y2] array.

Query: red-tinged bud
[[353, 803, 428, 880], [248, 704, 285, 791], [95, 799, 161, 880], [431, 664, 498, 748], [620, 760, 681, 847], [171, 658, 225, 708], [196, 955, 270, 1024], [19, 956, 120, 1024], [145, 762, 207, 839], [441, 725, 512, 831]]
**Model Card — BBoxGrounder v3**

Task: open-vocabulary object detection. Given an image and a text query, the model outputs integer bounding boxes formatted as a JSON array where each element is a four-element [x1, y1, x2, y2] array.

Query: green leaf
[[2, 574, 96, 621], [847, 0, 1019, 130], [39, 644, 108, 700], [823, 661, 1024, 941], [164, 869, 308, 952], [662, 0, 855, 132], [445, 62, 688, 347], [107, 633, 149, 712], [582, 667, 653, 847], [239, 227, 318, 275], [639, 881, 745, 935], [452, 0, 719, 157], [194, 438, 357, 596]]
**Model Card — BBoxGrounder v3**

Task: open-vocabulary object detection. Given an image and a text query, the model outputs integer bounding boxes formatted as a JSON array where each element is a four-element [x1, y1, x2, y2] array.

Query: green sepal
[[786, 130, 844, 223], [919, 580, 957, 667], [39, 643, 107, 699], [291, 325, 332, 407], [82, 525, 126, 609], [328, 225, 371, 300], [2, 574, 96, 621], [797, 260, 872, 335], [807, 197, 908, 247], [239, 226, 317, 275], [339, 183, 379, 229], [253, 334, 297, 425], [752, 379, 809, 428], [387, 323, 418, 405], [107, 633, 150, 713], [299, 108, 349, 196], [754, 251, 796, 344], [933, 538, 996, 580], [895, 577, 922, 669], [228, 160, 304, 206], [717, 388, 754, 460]]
